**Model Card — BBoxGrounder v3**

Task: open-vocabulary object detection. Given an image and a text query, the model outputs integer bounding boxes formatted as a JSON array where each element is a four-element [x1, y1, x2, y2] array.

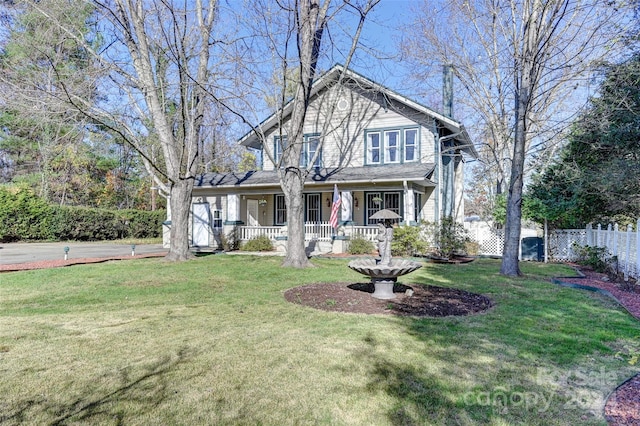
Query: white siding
[[261, 84, 437, 170]]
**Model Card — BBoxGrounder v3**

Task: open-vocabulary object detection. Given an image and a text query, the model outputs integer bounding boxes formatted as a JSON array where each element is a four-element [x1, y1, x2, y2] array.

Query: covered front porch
[[181, 165, 438, 254]]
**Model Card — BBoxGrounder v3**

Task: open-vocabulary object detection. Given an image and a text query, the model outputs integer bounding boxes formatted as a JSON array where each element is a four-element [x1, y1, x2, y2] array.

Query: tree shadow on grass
[[364, 260, 640, 423], [355, 333, 480, 425], [2, 346, 196, 425]]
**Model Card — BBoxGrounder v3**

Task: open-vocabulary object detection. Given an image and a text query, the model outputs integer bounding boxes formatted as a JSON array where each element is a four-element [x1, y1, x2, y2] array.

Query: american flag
[[329, 184, 341, 230]]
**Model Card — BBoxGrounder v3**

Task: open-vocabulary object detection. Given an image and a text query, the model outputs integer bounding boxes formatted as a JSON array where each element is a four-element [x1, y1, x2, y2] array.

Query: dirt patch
[[0, 252, 167, 272], [284, 282, 493, 317]]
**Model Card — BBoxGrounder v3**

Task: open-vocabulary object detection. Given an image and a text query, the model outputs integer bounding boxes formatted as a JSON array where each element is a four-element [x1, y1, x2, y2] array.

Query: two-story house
[[183, 64, 477, 252]]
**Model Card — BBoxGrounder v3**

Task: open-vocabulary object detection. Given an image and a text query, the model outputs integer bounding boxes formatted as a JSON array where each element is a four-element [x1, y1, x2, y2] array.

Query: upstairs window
[[385, 130, 400, 163], [274, 134, 322, 168], [274, 135, 287, 165], [302, 135, 322, 168], [367, 132, 381, 164], [365, 126, 420, 165], [404, 128, 418, 162]]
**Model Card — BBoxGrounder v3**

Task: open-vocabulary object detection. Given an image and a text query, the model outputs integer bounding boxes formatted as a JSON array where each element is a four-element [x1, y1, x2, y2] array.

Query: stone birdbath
[[348, 209, 422, 299]]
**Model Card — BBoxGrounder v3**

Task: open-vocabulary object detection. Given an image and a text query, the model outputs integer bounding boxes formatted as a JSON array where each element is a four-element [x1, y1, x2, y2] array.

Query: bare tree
[[24, 0, 221, 261], [403, 0, 632, 276], [239, 0, 380, 268]]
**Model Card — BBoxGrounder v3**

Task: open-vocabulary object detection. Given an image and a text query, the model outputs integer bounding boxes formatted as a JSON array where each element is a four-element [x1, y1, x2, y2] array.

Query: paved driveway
[[0, 242, 166, 265]]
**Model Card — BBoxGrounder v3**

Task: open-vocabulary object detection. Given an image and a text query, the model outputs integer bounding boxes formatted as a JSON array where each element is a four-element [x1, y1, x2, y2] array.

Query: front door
[[192, 203, 210, 247], [247, 199, 259, 226]]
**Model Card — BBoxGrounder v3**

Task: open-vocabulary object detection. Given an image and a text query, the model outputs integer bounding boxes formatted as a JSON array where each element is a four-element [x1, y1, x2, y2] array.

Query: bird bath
[[347, 209, 422, 299]]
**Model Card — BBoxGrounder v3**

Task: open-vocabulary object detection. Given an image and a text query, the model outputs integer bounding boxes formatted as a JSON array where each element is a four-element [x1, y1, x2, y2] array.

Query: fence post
[[637, 218, 640, 281], [597, 224, 602, 247], [544, 219, 548, 263], [613, 223, 619, 258], [625, 224, 632, 281], [586, 223, 593, 246]]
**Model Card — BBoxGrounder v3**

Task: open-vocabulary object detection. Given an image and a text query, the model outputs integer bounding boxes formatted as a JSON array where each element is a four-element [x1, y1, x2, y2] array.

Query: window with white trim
[[274, 134, 322, 168], [302, 135, 322, 168], [275, 194, 287, 225], [367, 132, 381, 164], [385, 130, 400, 163], [414, 192, 422, 223], [274, 135, 287, 165], [365, 126, 420, 165], [212, 210, 222, 228], [404, 128, 418, 162]]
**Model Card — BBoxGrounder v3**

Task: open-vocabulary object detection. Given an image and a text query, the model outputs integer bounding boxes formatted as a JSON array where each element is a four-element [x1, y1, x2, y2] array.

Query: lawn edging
[[552, 264, 640, 425]]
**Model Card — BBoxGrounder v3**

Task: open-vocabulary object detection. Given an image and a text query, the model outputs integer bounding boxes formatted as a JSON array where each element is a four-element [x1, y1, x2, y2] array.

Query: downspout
[[433, 119, 440, 224], [437, 131, 463, 223], [403, 180, 409, 224]]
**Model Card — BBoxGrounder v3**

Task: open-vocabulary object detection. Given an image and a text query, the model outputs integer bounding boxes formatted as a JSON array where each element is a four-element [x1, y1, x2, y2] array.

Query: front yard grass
[[0, 257, 638, 425]]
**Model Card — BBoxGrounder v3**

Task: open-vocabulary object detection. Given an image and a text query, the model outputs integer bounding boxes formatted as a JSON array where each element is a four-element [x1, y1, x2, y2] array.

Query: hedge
[[0, 186, 165, 242]]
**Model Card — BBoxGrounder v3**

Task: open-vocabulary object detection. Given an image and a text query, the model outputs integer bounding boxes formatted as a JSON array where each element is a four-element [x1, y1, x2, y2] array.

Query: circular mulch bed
[[284, 282, 493, 317]]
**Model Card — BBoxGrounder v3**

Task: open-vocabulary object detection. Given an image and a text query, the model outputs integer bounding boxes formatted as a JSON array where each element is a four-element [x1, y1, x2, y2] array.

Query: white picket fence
[[467, 219, 640, 281]]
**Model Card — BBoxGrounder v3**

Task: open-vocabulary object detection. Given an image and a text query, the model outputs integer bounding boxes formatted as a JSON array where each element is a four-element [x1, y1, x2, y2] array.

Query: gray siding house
[[181, 65, 477, 252]]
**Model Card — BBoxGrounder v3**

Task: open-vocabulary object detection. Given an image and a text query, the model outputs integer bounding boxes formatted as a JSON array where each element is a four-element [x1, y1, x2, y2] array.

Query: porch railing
[[238, 222, 338, 242], [304, 222, 334, 241], [350, 225, 379, 241], [239, 226, 283, 242]]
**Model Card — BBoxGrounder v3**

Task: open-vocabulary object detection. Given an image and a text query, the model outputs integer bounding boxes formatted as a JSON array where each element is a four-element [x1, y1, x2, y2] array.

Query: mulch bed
[[284, 281, 493, 317]]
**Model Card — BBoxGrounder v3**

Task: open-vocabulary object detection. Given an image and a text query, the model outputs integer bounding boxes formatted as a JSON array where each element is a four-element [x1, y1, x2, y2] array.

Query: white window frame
[[274, 135, 287, 165], [404, 128, 418, 162], [212, 209, 223, 229], [365, 126, 420, 165], [384, 130, 400, 164], [303, 134, 322, 168], [366, 131, 381, 165]]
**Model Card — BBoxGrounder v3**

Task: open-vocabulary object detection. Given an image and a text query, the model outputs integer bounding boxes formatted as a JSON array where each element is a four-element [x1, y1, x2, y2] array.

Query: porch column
[[340, 191, 353, 223], [226, 193, 242, 224], [404, 187, 415, 224]]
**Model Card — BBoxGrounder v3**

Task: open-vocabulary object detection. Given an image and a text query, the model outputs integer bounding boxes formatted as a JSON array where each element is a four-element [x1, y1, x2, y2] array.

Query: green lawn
[[0, 257, 638, 425]]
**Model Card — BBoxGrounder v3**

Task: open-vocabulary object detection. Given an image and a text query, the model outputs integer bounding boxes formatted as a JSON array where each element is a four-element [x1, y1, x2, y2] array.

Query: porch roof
[[194, 163, 436, 190]]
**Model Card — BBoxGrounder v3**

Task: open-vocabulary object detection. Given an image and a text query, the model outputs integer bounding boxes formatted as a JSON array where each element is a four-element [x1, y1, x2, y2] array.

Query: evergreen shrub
[[241, 235, 274, 252], [348, 234, 374, 255]]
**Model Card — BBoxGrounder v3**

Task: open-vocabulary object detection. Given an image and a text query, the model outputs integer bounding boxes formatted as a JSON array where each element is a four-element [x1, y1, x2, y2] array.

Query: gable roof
[[238, 64, 477, 158], [194, 163, 436, 190]]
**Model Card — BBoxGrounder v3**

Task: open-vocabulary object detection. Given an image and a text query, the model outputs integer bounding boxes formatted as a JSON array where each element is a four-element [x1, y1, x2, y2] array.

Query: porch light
[[354, 197, 359, 208], [326, 197, 331, 207], [258, 198, 267, 206]]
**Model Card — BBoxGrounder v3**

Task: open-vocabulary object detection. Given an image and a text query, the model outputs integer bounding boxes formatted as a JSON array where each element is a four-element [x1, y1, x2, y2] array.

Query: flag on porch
[[329, 184, 341, 230]]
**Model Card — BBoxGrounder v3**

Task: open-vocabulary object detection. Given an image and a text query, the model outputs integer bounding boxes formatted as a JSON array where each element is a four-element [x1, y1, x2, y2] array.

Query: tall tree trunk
[[500, 88, 528, 276], [501, 0, 540, 277], [166, 179, 195, 261], [281, 166, 309, 267]]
